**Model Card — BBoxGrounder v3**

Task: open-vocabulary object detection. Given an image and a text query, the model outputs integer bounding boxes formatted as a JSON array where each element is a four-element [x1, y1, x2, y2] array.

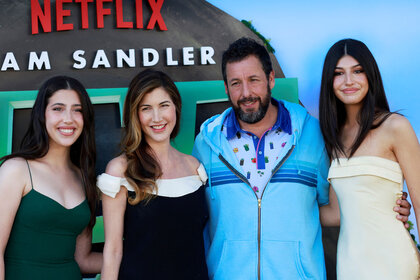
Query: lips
[[342, 88, 359, 94], [239, 97, 260, 107], [151, 124, 166, 131], [243, 101, 256, 107], [58, 127, 76, 136]]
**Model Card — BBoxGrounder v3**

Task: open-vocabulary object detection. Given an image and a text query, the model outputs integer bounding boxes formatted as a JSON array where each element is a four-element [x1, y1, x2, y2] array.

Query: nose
[[152, 108, 162, 122], [344, 73, 354, 85], [63, 109, 74, 124], [242, 81, 252, 97]]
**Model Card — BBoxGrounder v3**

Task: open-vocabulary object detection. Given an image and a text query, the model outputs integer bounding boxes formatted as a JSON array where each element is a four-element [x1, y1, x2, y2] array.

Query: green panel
[[0, 88, 127, 158], [0, 91, 37, 157], [92, 216, 104, 244]]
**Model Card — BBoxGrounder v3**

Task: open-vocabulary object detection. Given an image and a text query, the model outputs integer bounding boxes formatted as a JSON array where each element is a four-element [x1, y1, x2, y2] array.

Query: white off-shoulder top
[[97, 163, 208, 198]]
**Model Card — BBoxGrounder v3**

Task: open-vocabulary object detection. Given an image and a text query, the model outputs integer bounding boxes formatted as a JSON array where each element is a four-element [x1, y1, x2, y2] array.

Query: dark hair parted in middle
[[122, 69, 182, 205], [319, 38, 392, 160], [222, 37, 273, 84]]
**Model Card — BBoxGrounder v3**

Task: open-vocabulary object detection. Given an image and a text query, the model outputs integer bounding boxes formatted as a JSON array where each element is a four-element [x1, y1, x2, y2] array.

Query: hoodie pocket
[[209, 240, 257, 280], [262, 240, 310, 279]]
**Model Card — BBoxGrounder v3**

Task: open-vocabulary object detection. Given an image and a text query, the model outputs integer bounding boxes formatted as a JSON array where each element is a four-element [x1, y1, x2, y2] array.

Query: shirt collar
[[225, 98, 292, 140]]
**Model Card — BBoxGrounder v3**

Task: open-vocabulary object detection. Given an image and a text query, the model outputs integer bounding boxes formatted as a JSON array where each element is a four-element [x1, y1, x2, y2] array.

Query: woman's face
[[45, 89, 84, 149], [333, 55, 369, 106], [138, 87, 177, 145]]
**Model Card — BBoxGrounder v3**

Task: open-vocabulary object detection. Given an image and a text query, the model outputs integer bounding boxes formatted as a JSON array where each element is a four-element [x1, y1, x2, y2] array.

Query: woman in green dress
[[0, 76, 102, 279]]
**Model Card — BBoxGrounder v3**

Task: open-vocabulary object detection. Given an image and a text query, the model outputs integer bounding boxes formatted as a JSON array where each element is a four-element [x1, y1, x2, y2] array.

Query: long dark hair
[[122, 69, 182, 205], [1, 76, 97, 230], [319, 39, 392, 159]]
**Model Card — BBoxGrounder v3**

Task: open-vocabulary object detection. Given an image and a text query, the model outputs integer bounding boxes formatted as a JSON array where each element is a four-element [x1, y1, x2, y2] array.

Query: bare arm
[[0, 159, 28, 280], [391, 116, 420, 235], [74, 227, 102, 274], [101, 156, 128, 280], [319, 186, 340, 227], [101, 188, 127, 279]]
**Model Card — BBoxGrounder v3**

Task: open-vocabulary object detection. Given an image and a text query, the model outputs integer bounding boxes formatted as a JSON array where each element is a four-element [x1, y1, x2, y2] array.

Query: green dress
[[4, 162, 90, 280]]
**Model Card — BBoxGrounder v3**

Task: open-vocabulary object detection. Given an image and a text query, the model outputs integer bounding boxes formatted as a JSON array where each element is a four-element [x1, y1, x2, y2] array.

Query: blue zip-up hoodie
[[192, 100, 330, 280]]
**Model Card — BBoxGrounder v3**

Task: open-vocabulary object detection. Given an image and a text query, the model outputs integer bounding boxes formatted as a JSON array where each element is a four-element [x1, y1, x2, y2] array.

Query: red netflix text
[[31, 0, 167, 34]]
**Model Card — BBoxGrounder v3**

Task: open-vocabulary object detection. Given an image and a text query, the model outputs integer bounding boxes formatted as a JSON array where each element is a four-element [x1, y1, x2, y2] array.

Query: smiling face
[[333, 55, 369, 107], [138, 87, 177, 145], [225, 55, 274, 124], [45, 89, 84, 150]]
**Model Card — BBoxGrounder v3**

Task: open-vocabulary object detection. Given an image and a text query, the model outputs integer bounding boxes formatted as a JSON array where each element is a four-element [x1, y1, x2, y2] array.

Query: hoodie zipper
[[218, 145, 295, 280]]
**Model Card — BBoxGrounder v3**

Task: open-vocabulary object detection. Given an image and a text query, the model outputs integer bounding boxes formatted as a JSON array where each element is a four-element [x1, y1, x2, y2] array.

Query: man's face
[[225, 55, 274, 124]]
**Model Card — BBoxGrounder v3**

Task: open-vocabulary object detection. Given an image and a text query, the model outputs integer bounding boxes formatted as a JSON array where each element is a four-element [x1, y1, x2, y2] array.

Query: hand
[[394, 191, 412, 229]]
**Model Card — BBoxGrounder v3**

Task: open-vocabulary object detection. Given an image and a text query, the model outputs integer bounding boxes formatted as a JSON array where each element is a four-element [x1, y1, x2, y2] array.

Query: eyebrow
[[335, 64, 362, 69], [228, 77, 239, 83], [139, 100, 171, 107], [50, 103, 82, 107], [228, 74, 260, 83]]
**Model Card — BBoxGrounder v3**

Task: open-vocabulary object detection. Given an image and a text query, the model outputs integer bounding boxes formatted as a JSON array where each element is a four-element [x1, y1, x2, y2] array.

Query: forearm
[[99, 164, 127, 280], [101, 245, 123, 280], [76, 251, 103, 274], [319, 186, 340, 227], [319, 203, 340, 227], [0, 257, 4, 280]]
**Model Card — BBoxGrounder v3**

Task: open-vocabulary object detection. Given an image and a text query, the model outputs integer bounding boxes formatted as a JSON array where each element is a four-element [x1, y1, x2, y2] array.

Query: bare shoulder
[[0, 157, 28, 177], [381, 114, 419, 154], [382, 114, 415, 136], [179, 153, 201, 173], [105, 154, 128, 177], [0, 157, 30, 192]]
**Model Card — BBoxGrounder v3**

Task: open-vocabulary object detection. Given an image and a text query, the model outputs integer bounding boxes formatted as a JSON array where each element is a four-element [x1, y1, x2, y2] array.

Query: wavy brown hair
[[122, 69, 182, 205]]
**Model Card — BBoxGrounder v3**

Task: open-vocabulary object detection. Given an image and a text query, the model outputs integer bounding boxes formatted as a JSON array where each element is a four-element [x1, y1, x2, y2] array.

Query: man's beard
[[229, 87, 271, 124]]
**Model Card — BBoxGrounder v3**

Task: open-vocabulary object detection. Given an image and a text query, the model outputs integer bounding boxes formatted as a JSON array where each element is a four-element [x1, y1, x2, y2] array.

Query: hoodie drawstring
[[209, 148, 215, 199], [293, 128, 302, 175]]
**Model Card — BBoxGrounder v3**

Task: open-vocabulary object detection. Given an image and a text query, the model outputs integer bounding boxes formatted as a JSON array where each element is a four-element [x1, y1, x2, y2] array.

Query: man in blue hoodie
[[192, 37, 410, 280]]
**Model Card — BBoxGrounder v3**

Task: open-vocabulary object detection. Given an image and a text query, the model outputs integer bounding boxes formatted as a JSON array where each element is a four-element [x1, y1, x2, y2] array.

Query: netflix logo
[[31, 0, 167, 34]]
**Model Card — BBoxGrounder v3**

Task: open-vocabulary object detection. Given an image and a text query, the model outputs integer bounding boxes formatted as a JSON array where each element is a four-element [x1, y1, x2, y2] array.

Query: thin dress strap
[[25, 160, 34, 189]]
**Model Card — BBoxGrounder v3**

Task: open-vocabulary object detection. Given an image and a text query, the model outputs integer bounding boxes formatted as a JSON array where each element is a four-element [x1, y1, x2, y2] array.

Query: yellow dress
[[328, 156, 420, 280]]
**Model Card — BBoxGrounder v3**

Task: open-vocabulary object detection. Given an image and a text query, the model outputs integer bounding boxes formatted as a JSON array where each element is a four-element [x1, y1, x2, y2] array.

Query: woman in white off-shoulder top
[[98, 70, 209, 280]]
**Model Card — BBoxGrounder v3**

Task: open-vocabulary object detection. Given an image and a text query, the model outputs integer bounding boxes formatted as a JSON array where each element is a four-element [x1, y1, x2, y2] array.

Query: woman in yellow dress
[[319, 38, 420, 279]]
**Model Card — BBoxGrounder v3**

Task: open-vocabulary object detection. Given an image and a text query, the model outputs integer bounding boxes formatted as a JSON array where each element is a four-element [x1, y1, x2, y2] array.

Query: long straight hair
[[1, 76, 97, 230], [319, 39, 392, 160], [122, 69, 181, 205]]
